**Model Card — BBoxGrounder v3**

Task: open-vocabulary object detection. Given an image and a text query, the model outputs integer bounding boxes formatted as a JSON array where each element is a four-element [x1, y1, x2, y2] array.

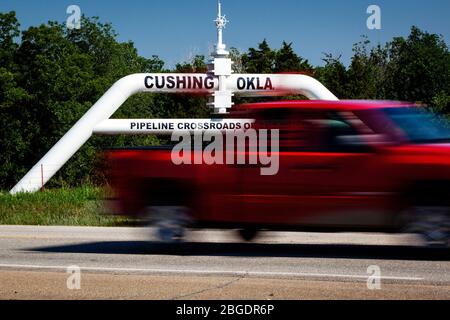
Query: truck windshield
[[383, 107, 450, 143]]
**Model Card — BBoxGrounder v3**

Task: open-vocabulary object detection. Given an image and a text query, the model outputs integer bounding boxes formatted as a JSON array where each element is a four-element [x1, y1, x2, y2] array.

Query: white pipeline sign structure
[[10, 2, 338, 194]]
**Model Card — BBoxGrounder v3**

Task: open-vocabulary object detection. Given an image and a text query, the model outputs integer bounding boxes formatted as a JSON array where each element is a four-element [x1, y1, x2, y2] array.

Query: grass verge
[[0, 187, 132, 226]]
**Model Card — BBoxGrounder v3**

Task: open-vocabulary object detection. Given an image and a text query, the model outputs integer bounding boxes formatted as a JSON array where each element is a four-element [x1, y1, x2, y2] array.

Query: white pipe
[[228, 74, 339, 100], [10, 73, 337, 194]]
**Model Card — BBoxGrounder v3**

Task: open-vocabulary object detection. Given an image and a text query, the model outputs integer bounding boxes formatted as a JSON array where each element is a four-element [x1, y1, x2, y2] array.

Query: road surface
[[0, 226, 449, 300]]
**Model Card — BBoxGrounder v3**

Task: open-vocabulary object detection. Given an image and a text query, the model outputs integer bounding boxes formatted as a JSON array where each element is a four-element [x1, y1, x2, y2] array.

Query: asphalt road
[[0, 226, 450, 300]]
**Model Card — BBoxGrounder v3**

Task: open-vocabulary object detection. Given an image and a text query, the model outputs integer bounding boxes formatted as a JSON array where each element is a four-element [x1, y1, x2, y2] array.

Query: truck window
[[303, 111, 372, 153], [252, 108, 372, 153], [255, 109, 320, 152]]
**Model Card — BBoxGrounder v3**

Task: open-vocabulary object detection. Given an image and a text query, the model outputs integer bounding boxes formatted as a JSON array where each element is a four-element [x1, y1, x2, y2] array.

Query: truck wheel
[[238, 228, 259, 242], [402, 206, 450, 247], [146, 206, 191, 243]]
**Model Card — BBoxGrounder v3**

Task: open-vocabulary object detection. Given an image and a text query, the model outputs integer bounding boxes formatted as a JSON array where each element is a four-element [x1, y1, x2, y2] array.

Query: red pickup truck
[[105, 100, 450, 246]]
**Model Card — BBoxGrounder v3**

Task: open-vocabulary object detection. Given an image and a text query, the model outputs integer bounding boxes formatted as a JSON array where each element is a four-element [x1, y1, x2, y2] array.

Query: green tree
[[346, 37, 388, 99], [175, 54, 207, 73], [229, 47, 244, 73], [274, 41, 312, 73], [315, 53, 348, 99], [0, 11, 33, 188], [242, 39, 276, 73], [0, 11, 20, 66], [384, 26, 450, 109]]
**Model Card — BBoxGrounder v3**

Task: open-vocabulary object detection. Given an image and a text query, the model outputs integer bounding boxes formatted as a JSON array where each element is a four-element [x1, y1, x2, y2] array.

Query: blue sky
[[1, 0, 449, 68]]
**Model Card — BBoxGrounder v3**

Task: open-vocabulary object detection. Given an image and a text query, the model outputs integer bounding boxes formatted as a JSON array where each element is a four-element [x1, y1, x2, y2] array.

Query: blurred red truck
[[105, 100, 450, 245]]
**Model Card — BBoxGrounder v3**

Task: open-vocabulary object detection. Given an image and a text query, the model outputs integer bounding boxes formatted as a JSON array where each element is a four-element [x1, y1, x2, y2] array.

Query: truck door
[[240, 109, 392, 228]]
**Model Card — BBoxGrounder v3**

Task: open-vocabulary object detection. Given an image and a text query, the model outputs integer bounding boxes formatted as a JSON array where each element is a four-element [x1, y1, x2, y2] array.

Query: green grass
[[0, 187, 132, 226]]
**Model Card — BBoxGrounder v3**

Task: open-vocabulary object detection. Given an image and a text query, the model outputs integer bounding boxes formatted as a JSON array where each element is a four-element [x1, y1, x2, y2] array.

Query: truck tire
[[146, 206, 191, 243]]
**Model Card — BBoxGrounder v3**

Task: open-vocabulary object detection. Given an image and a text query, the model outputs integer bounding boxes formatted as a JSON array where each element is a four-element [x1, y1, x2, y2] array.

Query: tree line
[[0, 12, 449, 189]]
